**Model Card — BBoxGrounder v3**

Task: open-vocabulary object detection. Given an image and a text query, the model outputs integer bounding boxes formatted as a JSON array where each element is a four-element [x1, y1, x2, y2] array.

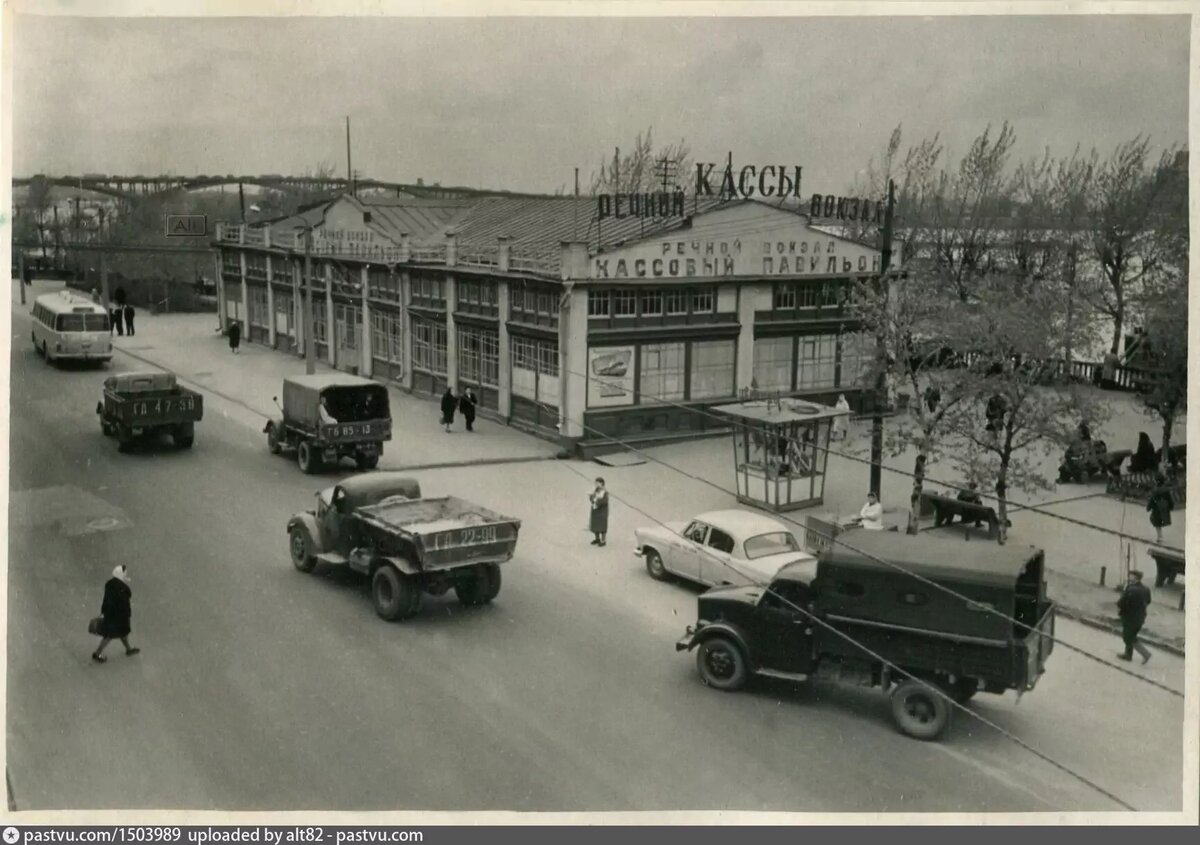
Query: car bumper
[[633, 545, 644, 557], [675, 626, 697, 652]]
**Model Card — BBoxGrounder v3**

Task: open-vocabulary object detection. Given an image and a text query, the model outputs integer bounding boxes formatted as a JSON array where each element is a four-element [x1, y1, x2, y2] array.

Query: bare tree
[[1084, 137, 1181, 354], [590, 127, 692, 195]]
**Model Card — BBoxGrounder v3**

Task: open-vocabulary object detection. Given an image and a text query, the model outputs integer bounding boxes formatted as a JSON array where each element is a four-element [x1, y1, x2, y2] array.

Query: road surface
[[5, 304, 1185, 812]]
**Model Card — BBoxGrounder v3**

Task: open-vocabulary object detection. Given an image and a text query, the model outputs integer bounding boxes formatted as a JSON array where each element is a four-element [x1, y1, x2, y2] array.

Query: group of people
[[91, 289, 135, 336], [440, 386, 479, 432]]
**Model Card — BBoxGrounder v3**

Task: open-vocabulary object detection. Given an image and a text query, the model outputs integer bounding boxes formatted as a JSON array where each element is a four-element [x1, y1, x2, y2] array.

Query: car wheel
[[696, 636, 749, 692], [289, 527, 316, 573], [372, 565, 421, 621], [174, 424, 195, 449], [297, 441, 320, 474], [267, 425, 282, 455], [356, 451, 380, 470], [644, 549, 668, 581], [890, 678, 953, 740], [456, 563, 501, 606]]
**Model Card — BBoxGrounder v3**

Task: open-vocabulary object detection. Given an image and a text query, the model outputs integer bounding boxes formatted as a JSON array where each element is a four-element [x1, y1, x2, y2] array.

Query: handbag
[[87, 616, 103, 636]]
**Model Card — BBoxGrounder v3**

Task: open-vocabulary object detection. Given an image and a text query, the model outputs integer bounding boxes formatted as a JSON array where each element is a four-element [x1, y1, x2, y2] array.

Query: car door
[[700, 526, 738, 586], [666, 520, 708, 581], [322, 486, 350, 553], [752, 580, 815, 675]]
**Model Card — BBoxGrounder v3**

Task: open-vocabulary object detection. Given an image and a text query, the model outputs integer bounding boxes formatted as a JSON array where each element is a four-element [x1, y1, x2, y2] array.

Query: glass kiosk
[[711, 397, 849, 513]]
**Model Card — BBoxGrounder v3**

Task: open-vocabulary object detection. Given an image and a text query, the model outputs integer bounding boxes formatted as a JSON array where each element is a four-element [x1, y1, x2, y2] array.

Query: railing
[[219, 224, 243, 244], [458, 244, 501, 270], [509, 246, 558, 276], [242, 227, 266, 247], [409, 244, 447, 263]]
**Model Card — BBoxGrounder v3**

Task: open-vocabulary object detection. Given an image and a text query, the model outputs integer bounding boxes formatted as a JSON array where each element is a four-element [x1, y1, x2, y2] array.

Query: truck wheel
[[644, 549, 668, 581], [116, 428, 133, 453], [297, 441, 321, 474], [356, 451, 380, 470], [890, 678, 953, 740], [289, 527, 317, 573], [174, 425, 195, 449], [951, 678, 979, 704], [696, 636, 749, 691], [455, 564, 501, 606], [372, 565, 422, 621], [267, 425, 282, 455]]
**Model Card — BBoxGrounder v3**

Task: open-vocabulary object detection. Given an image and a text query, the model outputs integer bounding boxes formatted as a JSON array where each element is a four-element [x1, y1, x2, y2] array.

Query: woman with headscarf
[[1130, 432, 1158, 473], [1147, 473, 1175, 545], [588, 478, 609, 547], [92, 565, 140, 663], [832, 394, 850, 441], [440, 387, 457, 433]]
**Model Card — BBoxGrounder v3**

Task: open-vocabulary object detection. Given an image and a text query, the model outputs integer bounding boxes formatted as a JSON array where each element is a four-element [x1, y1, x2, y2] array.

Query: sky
[[9, 13, 1190, 196]]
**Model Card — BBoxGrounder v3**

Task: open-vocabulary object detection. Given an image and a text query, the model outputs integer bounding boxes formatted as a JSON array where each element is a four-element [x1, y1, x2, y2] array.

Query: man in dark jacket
[[1117, 569, 1152, 664], [123, 303, 135, 336], [459, 387, 478, 432]]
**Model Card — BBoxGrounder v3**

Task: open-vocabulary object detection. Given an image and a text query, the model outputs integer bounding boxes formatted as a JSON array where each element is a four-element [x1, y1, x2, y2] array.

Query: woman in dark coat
[[459, 387, 478, 432], [440, 388, 457, 433], [589, 478, 609, 547], [1147, 473, 1175, 545], [92, 565, 140, 663], [1130, 432, 1158, 473], [228, 320, 241, 354]]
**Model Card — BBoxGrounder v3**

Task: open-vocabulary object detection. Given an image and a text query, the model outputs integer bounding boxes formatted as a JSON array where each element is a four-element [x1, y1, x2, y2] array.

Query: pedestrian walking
[[111, 307, 124, 336], [1147, 473, 1175, 545], [123, 304, 135, 336], [588, 478, 609, 546], [1130, 431, 1158, 473], [832, 393, 850, 441], [228, 320, 241, 354], [440, 387, 457, 432], [459, 387, 478, 432], [91, 565, 140, 664], [1116, 569, 1152, 664]]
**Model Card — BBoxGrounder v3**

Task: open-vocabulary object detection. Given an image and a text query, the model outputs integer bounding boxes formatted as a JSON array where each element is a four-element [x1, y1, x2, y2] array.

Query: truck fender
[[286, 512, 324, 554], [690, 622, 755, 665], [263, 418, 282, 435], [369, 554, 421, 578]]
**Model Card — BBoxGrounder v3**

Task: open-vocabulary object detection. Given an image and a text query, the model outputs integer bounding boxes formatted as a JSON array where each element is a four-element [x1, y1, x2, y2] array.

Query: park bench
[[1057, 440, 1116, 484], [1147, 547, 1185, 588], [917, 491, 1009, 540]]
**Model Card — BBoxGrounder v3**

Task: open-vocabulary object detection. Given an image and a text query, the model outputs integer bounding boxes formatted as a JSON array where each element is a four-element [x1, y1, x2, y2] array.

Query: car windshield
[[743, 531, 800, 560]]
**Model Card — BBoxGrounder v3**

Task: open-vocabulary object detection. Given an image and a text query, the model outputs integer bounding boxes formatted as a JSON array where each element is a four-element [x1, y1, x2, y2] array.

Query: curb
[[1054, 603, 1186, 658], [393, 455, 559, 472]]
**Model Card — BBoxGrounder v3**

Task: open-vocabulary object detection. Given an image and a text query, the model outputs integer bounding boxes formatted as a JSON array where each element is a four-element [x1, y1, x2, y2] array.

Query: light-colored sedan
[[634, 509, 816, 587]]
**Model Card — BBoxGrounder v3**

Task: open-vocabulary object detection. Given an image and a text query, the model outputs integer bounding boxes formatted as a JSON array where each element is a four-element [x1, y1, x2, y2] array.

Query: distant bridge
[[12, 173, 550, 202]]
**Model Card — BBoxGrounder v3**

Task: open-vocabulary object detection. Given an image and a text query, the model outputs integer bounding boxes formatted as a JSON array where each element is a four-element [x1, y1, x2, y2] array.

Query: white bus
[[30, 291, 113, 365]]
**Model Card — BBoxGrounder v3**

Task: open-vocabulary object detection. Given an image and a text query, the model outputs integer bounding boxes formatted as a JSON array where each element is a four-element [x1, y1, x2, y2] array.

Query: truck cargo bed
[[355, 496, 520, 570]]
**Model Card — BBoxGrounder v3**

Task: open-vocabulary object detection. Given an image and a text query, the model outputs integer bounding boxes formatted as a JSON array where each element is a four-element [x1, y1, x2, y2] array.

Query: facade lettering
[[809, 193, 886, 223]]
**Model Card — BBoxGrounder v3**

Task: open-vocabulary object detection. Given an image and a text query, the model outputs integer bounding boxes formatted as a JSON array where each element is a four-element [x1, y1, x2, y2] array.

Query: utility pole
[[239, 182, 246, 223], [346, 116, 354, 197], [18, 248, 26, 306], [868, 179, 897, 496], [304, 225, 315, 375]]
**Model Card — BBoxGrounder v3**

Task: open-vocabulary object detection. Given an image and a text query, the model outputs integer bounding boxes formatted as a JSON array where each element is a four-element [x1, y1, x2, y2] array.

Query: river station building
[[214, 193, 886, 454]]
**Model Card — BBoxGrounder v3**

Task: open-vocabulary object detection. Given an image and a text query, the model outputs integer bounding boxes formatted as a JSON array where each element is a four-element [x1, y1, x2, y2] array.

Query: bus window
[[84, 314, 110, 332], [56, 314, 86, 332]]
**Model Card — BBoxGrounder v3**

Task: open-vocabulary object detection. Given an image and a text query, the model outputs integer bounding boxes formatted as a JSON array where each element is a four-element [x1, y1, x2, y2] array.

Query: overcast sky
[[10, 13, 1190, 194]]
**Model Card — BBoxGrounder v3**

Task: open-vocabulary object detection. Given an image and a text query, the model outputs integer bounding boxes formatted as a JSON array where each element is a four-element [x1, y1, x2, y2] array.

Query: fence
[[66, 275, 216, 314]]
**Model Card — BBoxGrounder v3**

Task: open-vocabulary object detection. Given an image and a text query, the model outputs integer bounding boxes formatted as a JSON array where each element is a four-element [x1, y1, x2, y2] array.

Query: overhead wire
[[538, 380, 1184, 699], [544, 412, 1140, 811]]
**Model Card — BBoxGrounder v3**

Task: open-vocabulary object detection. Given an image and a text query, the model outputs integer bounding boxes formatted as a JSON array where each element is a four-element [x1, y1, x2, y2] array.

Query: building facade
[[215, 195, 887, 454]]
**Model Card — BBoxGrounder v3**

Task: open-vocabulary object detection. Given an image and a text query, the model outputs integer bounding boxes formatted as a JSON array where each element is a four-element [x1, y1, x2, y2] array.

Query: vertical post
[[304, 227, 315, 375], [100, 252, 111, 314], [869, 180, 896, 497], [18, 249, 26, 306], [346, 116, 354, 197]]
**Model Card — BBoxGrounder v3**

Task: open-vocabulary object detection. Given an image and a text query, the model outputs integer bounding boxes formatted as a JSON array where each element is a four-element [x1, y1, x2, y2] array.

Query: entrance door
[[334, 304, 362, 372]]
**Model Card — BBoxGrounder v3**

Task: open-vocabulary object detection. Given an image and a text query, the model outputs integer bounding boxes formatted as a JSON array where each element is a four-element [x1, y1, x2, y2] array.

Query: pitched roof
[[266, 194, 479, 245]]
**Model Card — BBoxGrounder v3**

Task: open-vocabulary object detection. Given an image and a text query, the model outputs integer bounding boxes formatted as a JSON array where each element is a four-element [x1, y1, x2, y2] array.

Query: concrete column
[[360, 265, 372, 378], [239, 251, 249, 333], [559, 284, 588, 439], [325, 261, 335, 365], [399, 234, 411, 263], [292, 256, 304, 357], [445, 232, 457, 267], [736, 283, 758, 392], [265, 256, 276, 347], [399, 270, 413, 390], [214, 250, 226, 329], [498, 237, 511, 273], [497, 279, 511, 419], [445, 274, 458, 389]]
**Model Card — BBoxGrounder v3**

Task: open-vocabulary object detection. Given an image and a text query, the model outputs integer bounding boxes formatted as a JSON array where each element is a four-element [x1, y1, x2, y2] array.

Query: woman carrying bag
[[90, 565, 140, 664], [588, 478, 609, 547]]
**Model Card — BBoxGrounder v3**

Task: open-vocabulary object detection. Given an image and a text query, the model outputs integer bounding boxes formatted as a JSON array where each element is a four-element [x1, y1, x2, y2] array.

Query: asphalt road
[[5, 306, 1185, 813]]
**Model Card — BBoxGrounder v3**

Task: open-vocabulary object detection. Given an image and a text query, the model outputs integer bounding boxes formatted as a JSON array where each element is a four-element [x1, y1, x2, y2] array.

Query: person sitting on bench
[[956, 483, 984, 528], [852, 491, 885, 531]]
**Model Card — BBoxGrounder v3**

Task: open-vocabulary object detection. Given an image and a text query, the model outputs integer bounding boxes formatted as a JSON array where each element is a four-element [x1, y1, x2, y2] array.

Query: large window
[[312, 302, 328, 344], [640, 290, 663, 317], [372, 310, 404, 364], [411, 275, 446, 310], [511, 281, 560, 327], [248, 287, 270, 329], [691, 287, 715, 314], [270, 256, 292, 284], [246, 253, 267, 279], [838, 332, 875, 389], [457, 279, 499, 316], [511, 335, 560, 406], [458, 326, 500, 386], [638, 342, 686, 403], [411, 316, 447, 374], [690, 340, 736, 400], [753, 337, 793, 391], [588, 289, 611, 318], [222, 251, 241, 275], [613, 290, 636, 317], [664, 288, 688, 315], [368, 268, 399, 302], [796, 334, 837, 389]]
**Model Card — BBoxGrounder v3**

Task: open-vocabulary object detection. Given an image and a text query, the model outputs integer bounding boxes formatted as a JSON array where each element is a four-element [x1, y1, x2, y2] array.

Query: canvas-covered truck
[[676, 529, 1056, 741], [96, 371, 203, 452], [264, 374, 392, 474], [286, 472, 521, 621]]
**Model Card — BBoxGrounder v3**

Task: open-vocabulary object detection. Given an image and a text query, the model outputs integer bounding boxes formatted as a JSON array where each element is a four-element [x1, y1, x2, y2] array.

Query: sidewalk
[[107, 309, 560, 471]]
